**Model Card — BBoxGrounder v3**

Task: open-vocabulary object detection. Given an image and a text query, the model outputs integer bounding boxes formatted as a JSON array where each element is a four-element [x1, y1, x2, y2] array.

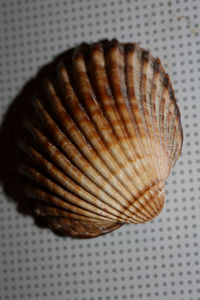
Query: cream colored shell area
[[19, 41, 183, 237]]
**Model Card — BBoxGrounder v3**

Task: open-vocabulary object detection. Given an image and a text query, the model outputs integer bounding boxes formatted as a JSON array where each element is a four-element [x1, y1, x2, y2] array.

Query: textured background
[[0, 0, 200, 299]]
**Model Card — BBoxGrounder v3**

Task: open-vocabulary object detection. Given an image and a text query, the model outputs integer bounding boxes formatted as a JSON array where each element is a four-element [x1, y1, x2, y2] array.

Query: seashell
[[18, 40, 183, 238]]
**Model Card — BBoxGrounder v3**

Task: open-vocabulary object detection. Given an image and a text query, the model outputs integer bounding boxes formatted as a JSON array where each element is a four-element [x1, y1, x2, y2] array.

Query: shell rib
[[19, 40, 183, 238]]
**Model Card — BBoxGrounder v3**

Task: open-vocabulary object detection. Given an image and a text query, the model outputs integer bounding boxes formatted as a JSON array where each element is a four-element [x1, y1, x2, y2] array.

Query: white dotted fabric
[[0, 0, 200, 299]]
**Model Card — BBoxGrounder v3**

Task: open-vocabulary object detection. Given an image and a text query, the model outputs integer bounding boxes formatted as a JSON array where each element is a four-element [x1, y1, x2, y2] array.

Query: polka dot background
[[0, 0, 200, 299]]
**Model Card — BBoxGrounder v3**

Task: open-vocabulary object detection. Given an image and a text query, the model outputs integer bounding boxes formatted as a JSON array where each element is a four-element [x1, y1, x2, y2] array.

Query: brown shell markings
[[18, 40, 183, 238]]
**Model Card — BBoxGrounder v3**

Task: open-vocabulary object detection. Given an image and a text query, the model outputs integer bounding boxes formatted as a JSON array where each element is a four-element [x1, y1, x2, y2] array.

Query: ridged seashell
[[18, 40, 183, 238]]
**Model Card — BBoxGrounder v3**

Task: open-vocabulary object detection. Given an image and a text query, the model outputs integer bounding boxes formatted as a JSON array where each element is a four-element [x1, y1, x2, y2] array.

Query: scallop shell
[[18, 40, 183, 238]]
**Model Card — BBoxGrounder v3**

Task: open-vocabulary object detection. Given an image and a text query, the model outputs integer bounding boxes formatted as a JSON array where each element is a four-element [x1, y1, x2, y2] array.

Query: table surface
[[0, 0, 200, 299]]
